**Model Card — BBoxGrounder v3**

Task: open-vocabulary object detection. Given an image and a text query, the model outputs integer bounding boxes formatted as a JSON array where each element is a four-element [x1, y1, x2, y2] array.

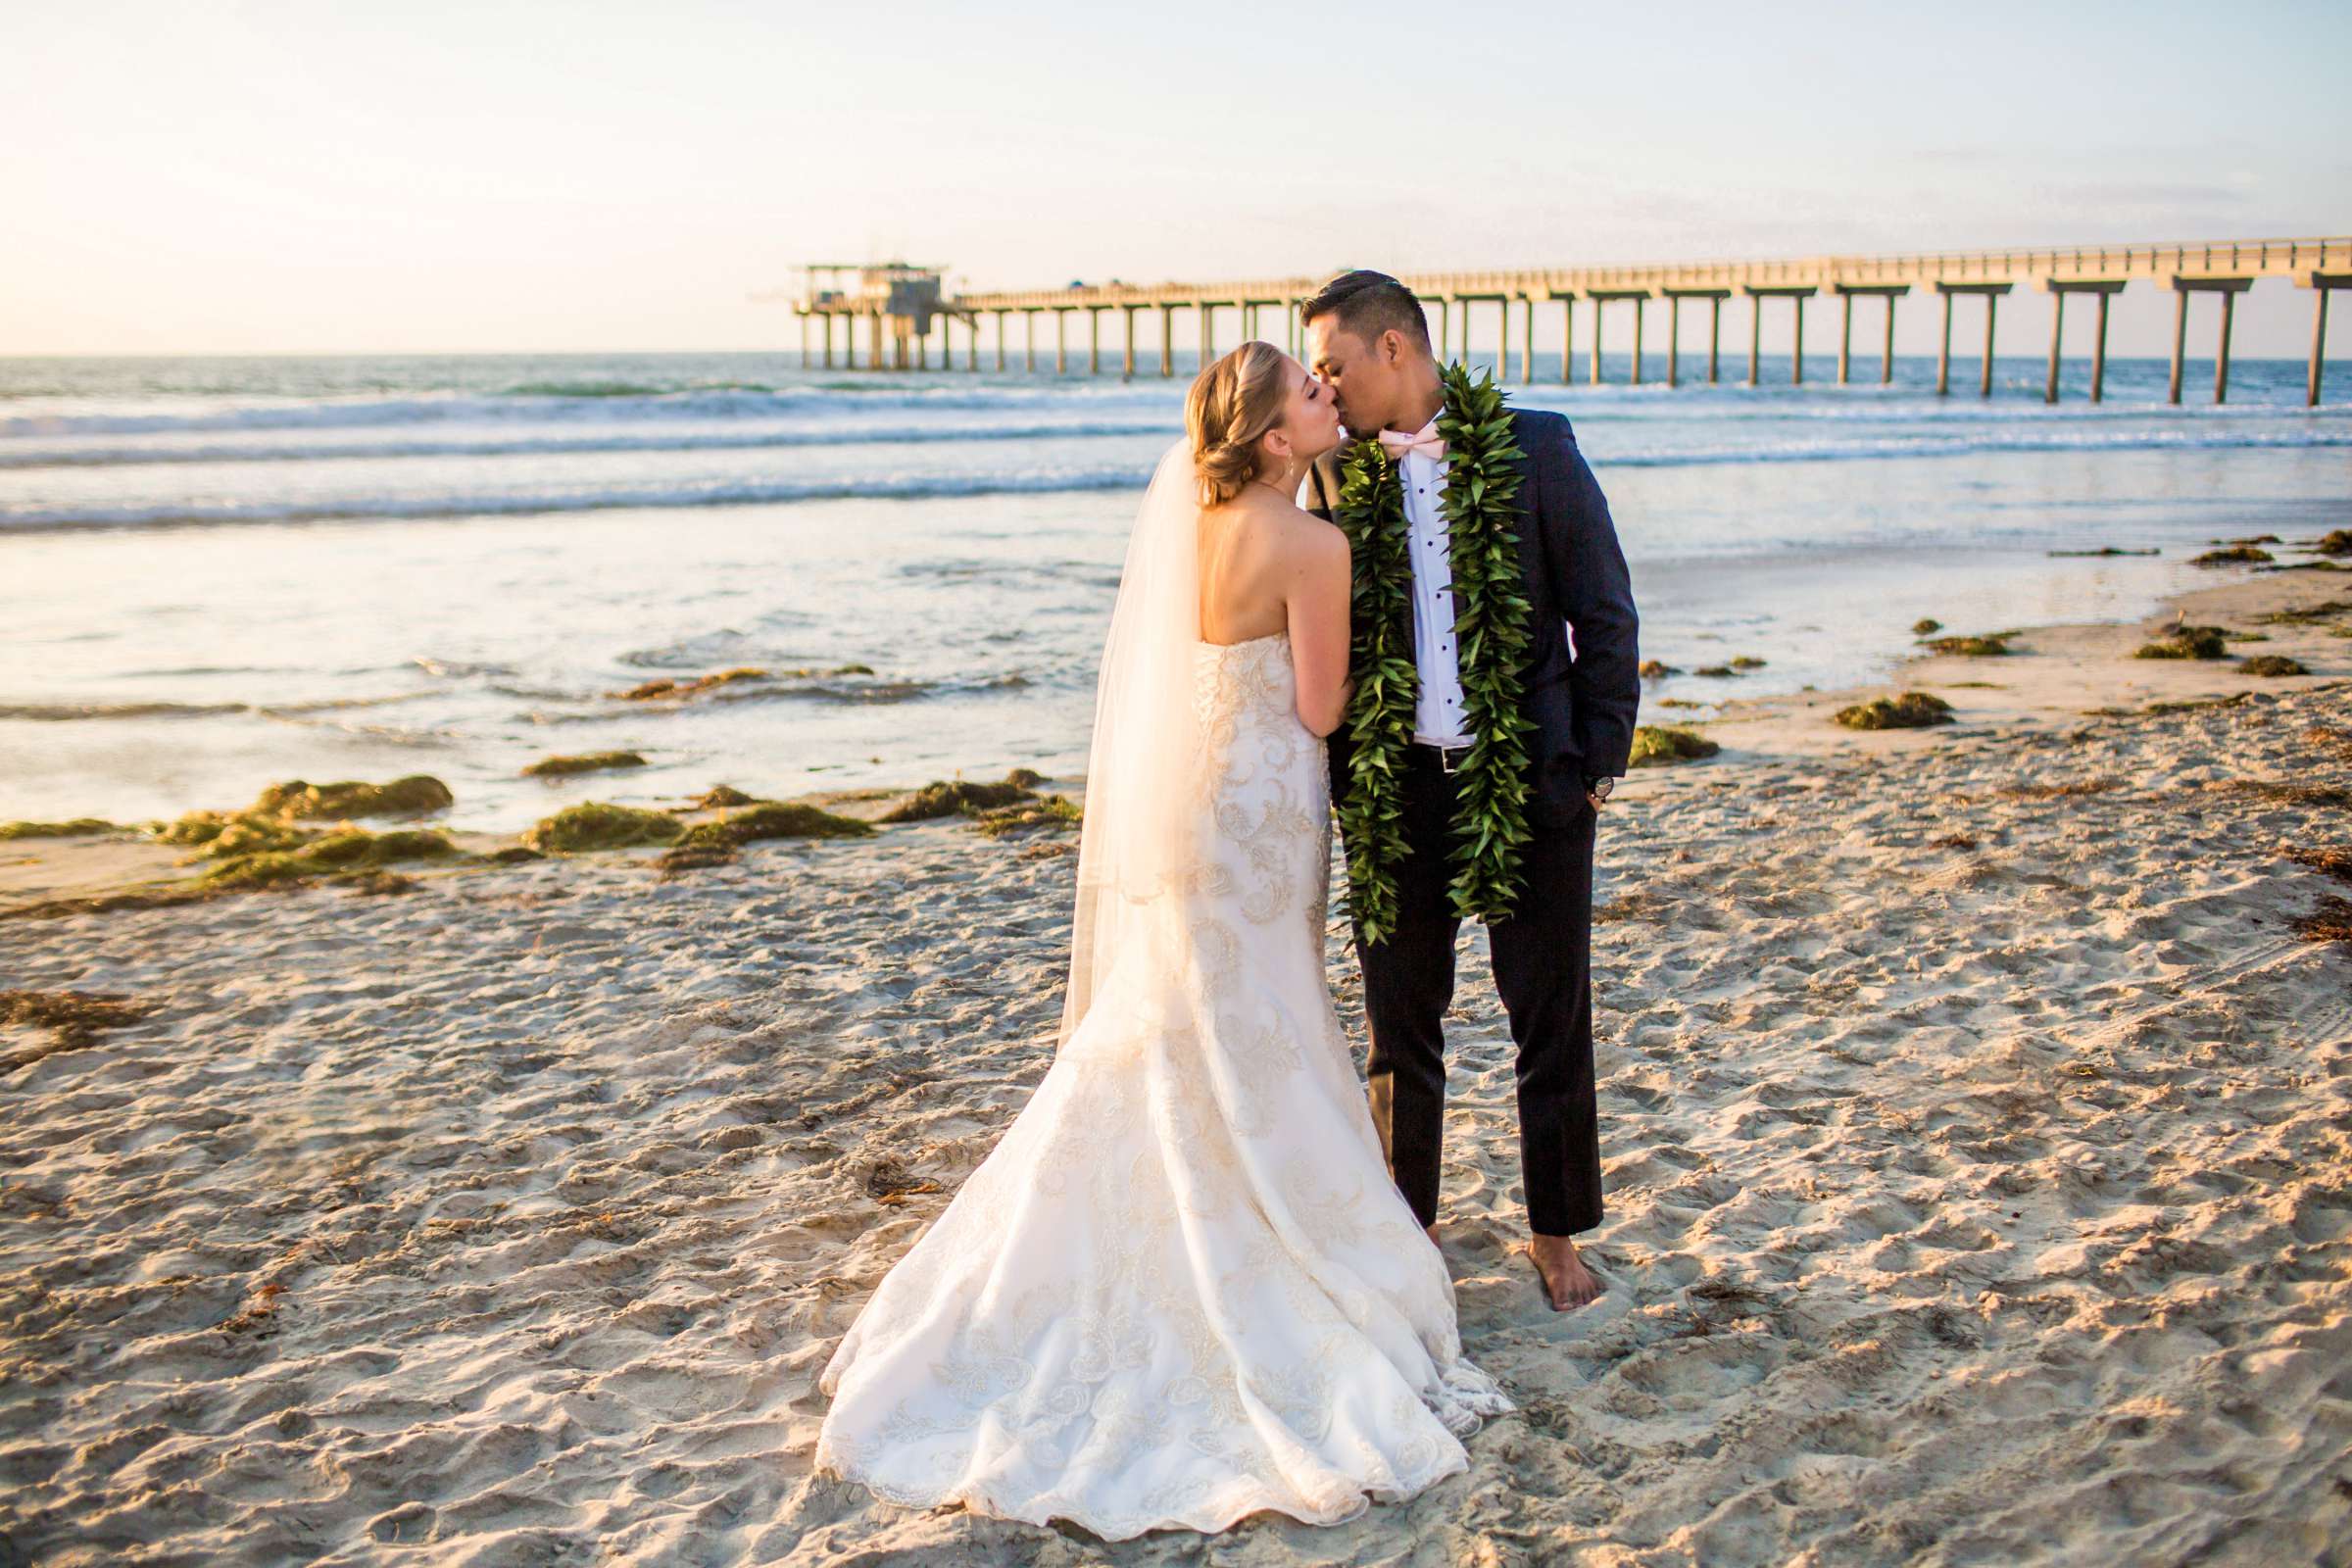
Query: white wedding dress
[[812, 615, 1512, 1540]]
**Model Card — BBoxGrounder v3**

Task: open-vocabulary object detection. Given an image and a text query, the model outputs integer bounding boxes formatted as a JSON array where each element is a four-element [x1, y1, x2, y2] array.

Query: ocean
[[1, 348, 2344, 833]]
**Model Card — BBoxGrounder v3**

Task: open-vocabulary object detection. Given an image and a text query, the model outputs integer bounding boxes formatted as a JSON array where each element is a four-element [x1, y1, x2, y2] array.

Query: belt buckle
[[1437, 744, 1463, 774]]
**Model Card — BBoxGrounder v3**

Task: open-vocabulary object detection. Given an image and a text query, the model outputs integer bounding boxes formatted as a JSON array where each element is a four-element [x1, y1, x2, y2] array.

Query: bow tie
[[1375, 418, 1446, 464]]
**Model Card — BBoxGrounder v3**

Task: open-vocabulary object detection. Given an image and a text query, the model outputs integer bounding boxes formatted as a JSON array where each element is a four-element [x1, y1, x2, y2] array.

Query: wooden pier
[[776, 237, 2352, 406]]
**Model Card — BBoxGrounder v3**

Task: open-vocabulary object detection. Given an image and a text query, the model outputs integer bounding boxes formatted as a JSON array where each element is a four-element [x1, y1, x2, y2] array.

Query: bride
[[812, 341, 1512, 1540]]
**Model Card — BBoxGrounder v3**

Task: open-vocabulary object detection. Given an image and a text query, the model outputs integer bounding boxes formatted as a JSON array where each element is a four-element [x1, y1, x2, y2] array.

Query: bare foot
[[1527, 1233, 1600, 1311]]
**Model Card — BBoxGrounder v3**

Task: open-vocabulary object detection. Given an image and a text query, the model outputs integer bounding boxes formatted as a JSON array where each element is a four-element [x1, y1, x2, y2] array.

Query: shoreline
[[2, 566, 2347, 1565], [3, 564, 2345, 916]]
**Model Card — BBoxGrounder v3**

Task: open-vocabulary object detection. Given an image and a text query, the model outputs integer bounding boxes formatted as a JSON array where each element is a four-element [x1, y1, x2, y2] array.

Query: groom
[[1301, 270, 1641, 1313]]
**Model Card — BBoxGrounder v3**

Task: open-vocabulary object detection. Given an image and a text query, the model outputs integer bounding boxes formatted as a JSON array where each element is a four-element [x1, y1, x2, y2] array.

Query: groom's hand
[[1583, 775, 1615, 812]]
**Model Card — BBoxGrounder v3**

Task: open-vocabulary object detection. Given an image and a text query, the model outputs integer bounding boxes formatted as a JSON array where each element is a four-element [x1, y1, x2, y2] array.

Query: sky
[[2, 0, 2347, 359]]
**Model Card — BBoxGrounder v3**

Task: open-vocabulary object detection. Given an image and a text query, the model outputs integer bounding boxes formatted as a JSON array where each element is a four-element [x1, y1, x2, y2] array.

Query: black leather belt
[[1414, 740, 1476, 774]]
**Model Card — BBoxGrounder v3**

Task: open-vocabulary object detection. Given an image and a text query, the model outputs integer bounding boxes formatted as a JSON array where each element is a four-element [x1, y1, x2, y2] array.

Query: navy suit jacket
[[1304, 406, 1642, 806]]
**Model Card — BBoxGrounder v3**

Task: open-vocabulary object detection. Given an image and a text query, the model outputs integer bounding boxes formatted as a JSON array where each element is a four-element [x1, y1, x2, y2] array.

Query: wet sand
[[2, 569, 2347, 1566]]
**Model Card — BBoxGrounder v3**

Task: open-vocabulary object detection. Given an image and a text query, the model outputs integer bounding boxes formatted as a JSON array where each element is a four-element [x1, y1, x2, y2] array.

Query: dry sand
[[2, 571, 2348, 1567]]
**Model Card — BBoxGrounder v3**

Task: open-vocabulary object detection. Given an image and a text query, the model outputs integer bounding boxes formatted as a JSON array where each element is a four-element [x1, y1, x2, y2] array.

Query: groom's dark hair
[[1299, 270, 1431, 354]]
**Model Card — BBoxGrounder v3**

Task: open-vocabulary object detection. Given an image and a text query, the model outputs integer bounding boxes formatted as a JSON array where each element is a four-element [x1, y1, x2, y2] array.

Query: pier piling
[[1742, 285, 1816, 386], [2044, 289, 2064, 404], [1833, 283, 1906, 387], [1590, 290, 1650, 385], [2168, 275, 2255, 403], [1666, 288, 1732, 389], [2041, 279, 2127, 402], [2300, 270, 2350, 405]]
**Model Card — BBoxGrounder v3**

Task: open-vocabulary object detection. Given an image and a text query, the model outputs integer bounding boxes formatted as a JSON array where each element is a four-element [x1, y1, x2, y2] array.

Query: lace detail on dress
[[812, 627, 1511, 1541]]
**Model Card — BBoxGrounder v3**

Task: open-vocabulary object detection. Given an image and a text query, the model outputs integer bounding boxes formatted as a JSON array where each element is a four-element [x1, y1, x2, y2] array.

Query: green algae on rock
[[1638, 660, 1680, 679], [0, 818, 124, 840], [1835, 693, 1956, 730], [1628, 726, 1721, 767], [200, 827, 461, 888], [2259, 600, 2352, 626], [2239, 655, 2310, 677], [525, 804, 685, 853], [1727, 656, 1767, 670], [250, 775, 455, 819], [970, 795, 1085, 837], [878, 773, 1042, 823], [606, 663, 871, 703], [1922, 633, 2014, 657], [522, 751, 648, 778], [2192, 545, 2276, 565], [161, 811, 316, 859], [1911, 618, 1943, 635], [658, 802, 875, 872], [2133, 625, 2230, 661], [611, 667, 772, 702], [674, 803, 874, 853], [2312, 530, 2352, 558]]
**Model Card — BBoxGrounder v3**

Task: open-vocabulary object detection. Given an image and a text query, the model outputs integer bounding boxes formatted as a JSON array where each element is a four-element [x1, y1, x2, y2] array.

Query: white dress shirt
[[1397, 446, 1473, 746]]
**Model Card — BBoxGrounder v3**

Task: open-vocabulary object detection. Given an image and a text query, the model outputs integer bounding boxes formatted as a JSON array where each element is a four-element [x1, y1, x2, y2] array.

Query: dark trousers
[[1348, 746, 1602, 1237]]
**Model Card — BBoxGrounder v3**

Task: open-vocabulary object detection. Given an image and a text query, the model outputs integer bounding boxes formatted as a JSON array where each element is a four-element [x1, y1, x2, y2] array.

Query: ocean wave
[[0, 700, 253, 721], [0, 382, 1182, 440], [513, 666, 1036, 720], [1593, 426, 2352, 468], [0, 466, 1159, 532], [0, 417, 1181, 470], [2, 425, 2344, 534]]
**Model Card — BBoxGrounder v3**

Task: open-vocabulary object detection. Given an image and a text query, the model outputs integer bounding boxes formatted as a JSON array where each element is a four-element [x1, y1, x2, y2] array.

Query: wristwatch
[[1584, 774, 1615, 804]]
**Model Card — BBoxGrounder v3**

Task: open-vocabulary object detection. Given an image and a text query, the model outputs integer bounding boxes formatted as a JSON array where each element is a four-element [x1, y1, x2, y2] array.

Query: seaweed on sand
[[1922, 632, 2015, 657], [250, 775, 454, 819], [525, 804, 684, 854], [1, 988, 155, 1070], [0, 818, 124, 840], [878, 772, 1044, 823], [200, 827, 460, 888], [522, 751, 648, 778], [1628, 726, 1721, 766], [1835, 694, 1954, 730], [2133, 625, 2229, 661], [969, 796, 1085, 837]]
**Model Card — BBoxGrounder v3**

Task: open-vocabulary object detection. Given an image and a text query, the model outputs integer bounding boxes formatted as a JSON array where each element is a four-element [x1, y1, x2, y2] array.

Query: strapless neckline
[[1197, 630, 1289, 652]]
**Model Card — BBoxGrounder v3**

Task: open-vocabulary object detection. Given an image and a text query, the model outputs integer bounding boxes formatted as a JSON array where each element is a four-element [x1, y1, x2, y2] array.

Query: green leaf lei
[[1331, 363, 1536, 945]]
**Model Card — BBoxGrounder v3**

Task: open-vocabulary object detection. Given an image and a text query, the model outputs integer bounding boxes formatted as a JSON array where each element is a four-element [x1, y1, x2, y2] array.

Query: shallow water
[[0, 350, 2343, 832]]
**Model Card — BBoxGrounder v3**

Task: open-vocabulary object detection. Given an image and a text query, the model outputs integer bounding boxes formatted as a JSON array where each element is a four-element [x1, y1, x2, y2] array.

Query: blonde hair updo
[[1185, 341, 1289, 507]]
